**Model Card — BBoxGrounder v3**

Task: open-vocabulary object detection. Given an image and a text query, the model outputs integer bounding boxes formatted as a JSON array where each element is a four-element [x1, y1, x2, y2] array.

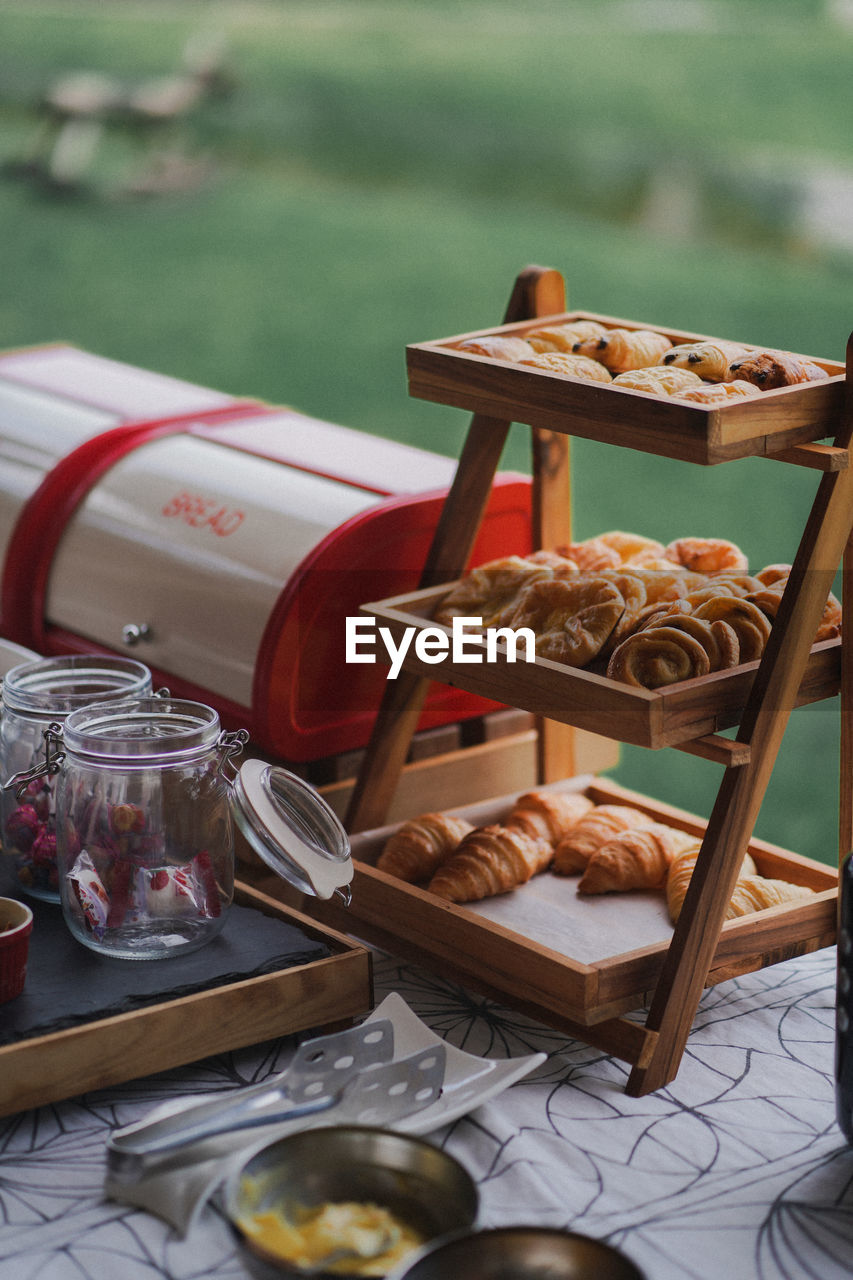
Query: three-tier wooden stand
[[343, 265, 851, 1096]]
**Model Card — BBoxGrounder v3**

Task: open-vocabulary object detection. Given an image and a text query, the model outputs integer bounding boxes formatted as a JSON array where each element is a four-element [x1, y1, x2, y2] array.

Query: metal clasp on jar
[[215, 728, 250, 783], [5, 722, 66, 799]]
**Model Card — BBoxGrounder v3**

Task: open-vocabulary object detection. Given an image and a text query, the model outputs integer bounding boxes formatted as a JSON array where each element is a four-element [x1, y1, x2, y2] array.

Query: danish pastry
[[505, 575, 626, 668], [573, 327, 672, 373], [455, 335, 535, 362], [595, 531, 667, 566], [725, 351, 829, 388], [676, 380, 762, 404], [577, 822, 697, 895], [605, 625, 711, 688], [376, 812, 474, 883], [520, 351, 613, 383], [661, 340, 750, 381], [428, 823, 553, 902], [665, 537, 749, 575], [435, 555, 552, 628], [525, 320, 608, 353], [747, 573, 842, 642], [691, 596, 772, 663], [552, 537, 622, 573], [612, 366, 703, 396], [552, 804, 657, 875], [642, 612, 740, 672], [506, 789, 595, 846]]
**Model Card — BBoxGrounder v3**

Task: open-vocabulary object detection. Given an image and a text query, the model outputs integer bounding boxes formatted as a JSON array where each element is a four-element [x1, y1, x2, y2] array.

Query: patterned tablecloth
[[0, 944, 851, 1280]]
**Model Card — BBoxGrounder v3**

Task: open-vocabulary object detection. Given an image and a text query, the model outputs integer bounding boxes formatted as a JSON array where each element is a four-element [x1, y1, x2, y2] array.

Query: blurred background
[[0, 0, 851, 865]]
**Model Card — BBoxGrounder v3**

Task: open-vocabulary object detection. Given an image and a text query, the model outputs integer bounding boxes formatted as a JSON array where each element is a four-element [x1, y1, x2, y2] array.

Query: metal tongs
[[106, 1019, 445, 1181]]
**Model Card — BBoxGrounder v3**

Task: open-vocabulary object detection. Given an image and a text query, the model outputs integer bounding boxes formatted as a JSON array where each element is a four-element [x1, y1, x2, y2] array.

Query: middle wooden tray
[[361, 584, 841, 750]]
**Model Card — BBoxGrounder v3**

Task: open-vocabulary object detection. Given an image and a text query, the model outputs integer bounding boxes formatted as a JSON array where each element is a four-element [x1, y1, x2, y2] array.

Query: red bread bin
[[0, 345, 531, 763]]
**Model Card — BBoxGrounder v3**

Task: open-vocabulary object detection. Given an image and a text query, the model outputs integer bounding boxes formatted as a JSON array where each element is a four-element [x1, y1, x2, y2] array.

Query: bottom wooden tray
[[0, 881, 373, 1117], [254, 778, 837, 1038]]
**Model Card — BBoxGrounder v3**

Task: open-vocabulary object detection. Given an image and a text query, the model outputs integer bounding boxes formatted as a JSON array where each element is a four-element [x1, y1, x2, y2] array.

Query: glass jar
[[836, 851, 853, 1144], [50, 696, 352, 960], [1, 655, 153, 902]]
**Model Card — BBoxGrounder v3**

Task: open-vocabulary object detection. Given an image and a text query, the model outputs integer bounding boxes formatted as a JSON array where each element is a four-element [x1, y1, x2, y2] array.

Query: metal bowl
[[383, 1226, 646, 1280], [222, 1125, 478, 1280]]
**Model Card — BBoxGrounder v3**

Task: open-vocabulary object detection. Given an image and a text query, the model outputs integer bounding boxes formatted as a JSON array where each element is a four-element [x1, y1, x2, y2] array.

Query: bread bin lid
[[231, 757, 352, 901]]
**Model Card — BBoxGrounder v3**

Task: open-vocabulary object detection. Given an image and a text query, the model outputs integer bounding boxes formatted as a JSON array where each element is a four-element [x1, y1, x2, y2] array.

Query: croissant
[[428, 823, 553, 902], [612, 366, 703, 396], [726, 350, 830, 388], [573, 327, 672, 373], [606, 624, 711, 688], [435, 555, 552, 628], [376, 812, 474, 883], [525, 320, 608, 353], [504, 575, 626, 668], [520, 351, 613, 383], [661, 341, 751, 381], [665, 537, 749, 575], [666, 843, 758, 923], [506, 789, 595, 845], [552, 804, 657, 875], [677, 380, 763, 404], [455, 335, 535, 362], [727, 874, 817, 917], [577, 822, 698, 895], [691, 596, 772, 663]]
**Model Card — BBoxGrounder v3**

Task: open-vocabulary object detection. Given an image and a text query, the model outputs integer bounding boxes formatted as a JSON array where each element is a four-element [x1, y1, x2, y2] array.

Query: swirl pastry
[[573, 327, 672, 373], [435, 555, 552, 628], [691, 596, 771, 663], [505, 575, 626, 668], [746, 572, 841, 641], [552, 804, 657, 875], [643, 612, 740, 671], [677, 380, 762, 404], [427, 823, 553, 902], [520, 351, 613, 383], [665, 537, 749, 575], [726, 350, 830, 388], [605, 625, 711, 688], [376, 812, 474, 883], [612, 366, 703, 396], [577, 822, 698, 895], [666, 844, 757, 924], [455, 335, 535, 362], [525, 320, 608, 352], [661, 340, 750, 381], [506, 789, 595, 846]]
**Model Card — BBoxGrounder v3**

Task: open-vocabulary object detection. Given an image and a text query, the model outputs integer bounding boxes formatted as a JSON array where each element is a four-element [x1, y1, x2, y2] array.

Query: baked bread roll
[[520, 351, 613, 383], [428, 823, 553, 902], [573, 327, 672, 373], [577, 822, 697, 895], [455, 335, 535, 362], [692, 596, 772, 663], [506, 789, 595, 845], [661, 340, 750, 381], [612, 366, 703, 396], [726, 351, 830, 388], [525, 320, 608, 353], [376, 812, 474, 883], [676, 380, 762, 404], [552, 804, 657, 875], [435, 555, 552, 628], [665, 537, 749, 575], [666, 844, 757, 923], [503, 575, 626, 668], [605, 625, 711, 688]]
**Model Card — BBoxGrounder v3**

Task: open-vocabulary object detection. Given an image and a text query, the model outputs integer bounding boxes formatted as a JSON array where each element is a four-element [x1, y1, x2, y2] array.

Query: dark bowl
[[383, 1226, 646, 1280], [222, 1125, 478, 1280]]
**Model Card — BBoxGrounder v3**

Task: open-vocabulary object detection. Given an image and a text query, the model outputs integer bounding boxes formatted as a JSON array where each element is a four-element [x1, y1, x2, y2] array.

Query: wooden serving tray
[[406, 310, 846, 465], [267, 778, 837, 1035], [0, 882, 373, 1117], [361, 584, 841, 750]]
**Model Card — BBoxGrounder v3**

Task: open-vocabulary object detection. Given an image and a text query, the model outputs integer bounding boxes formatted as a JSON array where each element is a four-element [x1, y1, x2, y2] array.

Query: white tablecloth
[[0, 945, 851, 1280]]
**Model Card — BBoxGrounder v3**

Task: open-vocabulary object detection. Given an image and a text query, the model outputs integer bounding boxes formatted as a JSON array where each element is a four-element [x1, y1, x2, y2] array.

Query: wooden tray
[[272, 778, 837, 1034], [406, 310, 846, 465], [0, 881, 373, 1117], [361, 584, 841, 750]]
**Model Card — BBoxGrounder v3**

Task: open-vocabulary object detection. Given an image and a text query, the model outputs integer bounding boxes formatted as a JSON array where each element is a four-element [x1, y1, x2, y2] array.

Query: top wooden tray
[[406, 310, 846, 465]]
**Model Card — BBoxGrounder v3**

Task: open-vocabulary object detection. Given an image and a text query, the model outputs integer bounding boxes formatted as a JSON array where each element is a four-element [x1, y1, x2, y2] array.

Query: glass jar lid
[[62, 696, 221, 765], [3, 655, 152, 720], [231, 758, 352, 902]]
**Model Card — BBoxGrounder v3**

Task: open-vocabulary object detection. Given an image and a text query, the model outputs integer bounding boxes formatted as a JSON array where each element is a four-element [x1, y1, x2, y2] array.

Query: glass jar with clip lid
[[19, 696, 352, 959]]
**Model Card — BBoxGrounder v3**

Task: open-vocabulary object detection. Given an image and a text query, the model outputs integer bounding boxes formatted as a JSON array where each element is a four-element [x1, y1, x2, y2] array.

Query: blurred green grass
[[0, 0, 850, 864]]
